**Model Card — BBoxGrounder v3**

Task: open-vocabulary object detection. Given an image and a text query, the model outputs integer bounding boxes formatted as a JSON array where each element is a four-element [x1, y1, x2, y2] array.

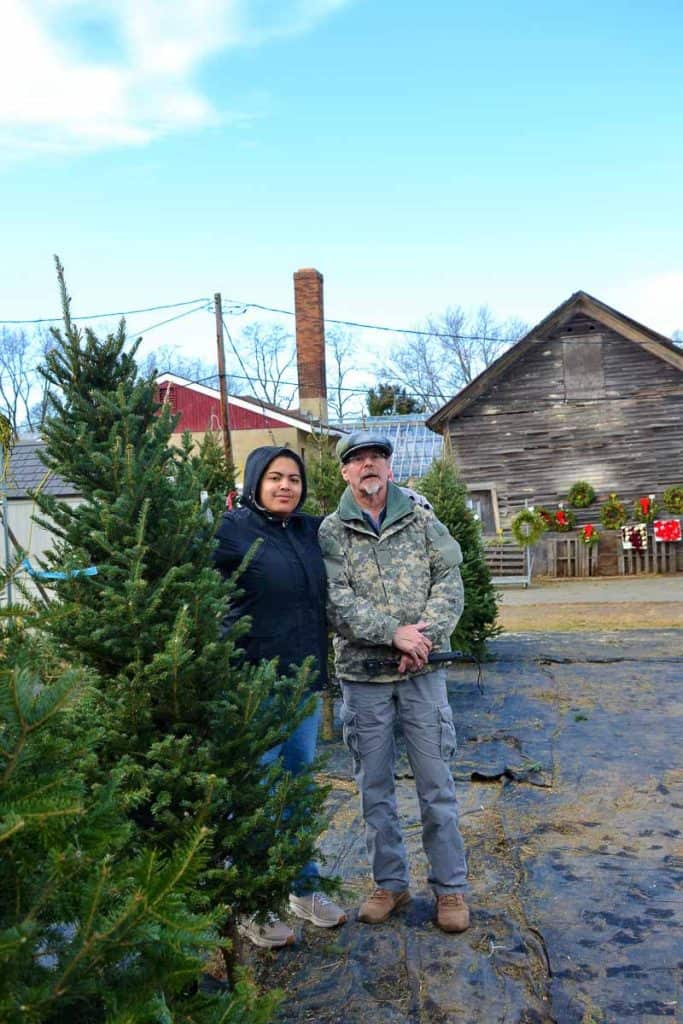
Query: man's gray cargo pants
[[340, 669, 468, 894]]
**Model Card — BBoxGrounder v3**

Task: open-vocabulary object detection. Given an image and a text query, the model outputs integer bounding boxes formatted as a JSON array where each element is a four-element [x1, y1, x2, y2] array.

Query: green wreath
[[662, 484, 683, 515], [567, 480, 596, 509], [599, 493, 626, 530], [511, 508, 547, 547]]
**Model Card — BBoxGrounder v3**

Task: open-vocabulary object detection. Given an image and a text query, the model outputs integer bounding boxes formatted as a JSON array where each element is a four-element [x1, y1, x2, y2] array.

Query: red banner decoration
[[653, 519, 682, 543]]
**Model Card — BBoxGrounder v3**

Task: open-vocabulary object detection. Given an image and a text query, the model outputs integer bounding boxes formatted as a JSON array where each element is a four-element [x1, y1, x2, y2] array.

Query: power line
[[136, 303, 210, 337], [1, 297, 211, 327], [0, 305, 209, 384], [223, 298, 518, 344], [0, 306, 210, 392], [159, 367, 443, 401], [2, 293, 520, 344], [0, 291, 521, 408]]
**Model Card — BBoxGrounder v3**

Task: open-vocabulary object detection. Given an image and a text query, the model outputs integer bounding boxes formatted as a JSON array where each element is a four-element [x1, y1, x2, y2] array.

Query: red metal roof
[[157, 381, 290, 432]]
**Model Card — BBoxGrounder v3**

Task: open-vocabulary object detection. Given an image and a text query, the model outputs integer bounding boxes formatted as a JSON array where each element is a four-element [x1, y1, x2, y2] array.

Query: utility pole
[[214, 293, 234, 469]]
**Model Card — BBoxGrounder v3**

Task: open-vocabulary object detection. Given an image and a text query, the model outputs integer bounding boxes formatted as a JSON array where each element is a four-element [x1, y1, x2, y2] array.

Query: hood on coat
[[241, 445, 308, 515]]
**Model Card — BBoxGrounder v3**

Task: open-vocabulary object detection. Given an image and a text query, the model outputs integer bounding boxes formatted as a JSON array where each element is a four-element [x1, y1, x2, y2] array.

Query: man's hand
[[397, 652, 424, 675], [392, 621, 432, 673]]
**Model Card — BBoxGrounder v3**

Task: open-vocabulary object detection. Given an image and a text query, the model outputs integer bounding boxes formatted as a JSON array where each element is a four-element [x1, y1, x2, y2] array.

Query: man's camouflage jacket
[[318, 481, 464, 682]]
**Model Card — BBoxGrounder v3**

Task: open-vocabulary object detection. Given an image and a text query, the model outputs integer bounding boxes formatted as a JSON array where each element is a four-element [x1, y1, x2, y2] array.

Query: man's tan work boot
[[436, 893, 470, 933], [358, 888, 410, 924]]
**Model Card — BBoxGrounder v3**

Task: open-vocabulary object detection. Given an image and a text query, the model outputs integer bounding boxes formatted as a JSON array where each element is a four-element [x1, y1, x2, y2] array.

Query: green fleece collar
[[338, 481, 414, 533]]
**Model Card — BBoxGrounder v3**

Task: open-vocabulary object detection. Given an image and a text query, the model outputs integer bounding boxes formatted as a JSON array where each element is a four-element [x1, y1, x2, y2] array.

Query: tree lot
[[1, 269, 509, 1017]]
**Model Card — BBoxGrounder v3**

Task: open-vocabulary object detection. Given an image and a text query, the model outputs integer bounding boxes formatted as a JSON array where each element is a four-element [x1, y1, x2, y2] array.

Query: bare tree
[[225, 321, 365, 417], [326, 326, 361, 422], [0, 327, 52, 434], [225, 322, 297, 408], [138, 345, 220, 388], [381, 306, 528, 412]]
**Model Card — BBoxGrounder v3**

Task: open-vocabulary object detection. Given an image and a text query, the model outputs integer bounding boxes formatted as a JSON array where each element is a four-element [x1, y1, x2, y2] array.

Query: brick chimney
[[294, 267, 328, 422]]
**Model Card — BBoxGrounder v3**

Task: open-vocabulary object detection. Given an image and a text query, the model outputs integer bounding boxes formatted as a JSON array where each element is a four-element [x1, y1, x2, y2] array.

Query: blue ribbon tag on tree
[[21, 557, 98, 580]]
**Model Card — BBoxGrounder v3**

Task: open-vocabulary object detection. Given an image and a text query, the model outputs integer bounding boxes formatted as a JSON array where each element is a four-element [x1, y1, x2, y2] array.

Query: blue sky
[[2, 0, 682, 375]]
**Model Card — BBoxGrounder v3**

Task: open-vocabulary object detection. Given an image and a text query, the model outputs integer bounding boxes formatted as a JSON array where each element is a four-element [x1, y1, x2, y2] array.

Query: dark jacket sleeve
[[212, 513, 241, 574]]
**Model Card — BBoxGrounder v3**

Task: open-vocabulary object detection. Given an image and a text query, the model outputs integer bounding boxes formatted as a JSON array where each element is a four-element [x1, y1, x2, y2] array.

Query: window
[[466, 483, 500, 534]]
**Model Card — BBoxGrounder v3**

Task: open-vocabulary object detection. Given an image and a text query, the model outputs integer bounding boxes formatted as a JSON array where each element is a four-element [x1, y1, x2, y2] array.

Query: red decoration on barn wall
[[654, 519, 682, 543]]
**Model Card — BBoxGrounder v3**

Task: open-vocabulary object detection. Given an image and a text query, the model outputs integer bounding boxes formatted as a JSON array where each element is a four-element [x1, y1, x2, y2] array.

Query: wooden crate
[[653, 539, 683, 574], [545, 534, 598, 578], [484, 543, 530, 587]]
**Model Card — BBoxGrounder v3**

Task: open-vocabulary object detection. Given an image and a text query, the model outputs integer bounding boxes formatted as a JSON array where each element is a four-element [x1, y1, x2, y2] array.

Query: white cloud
[[0, 0, 348, 158]]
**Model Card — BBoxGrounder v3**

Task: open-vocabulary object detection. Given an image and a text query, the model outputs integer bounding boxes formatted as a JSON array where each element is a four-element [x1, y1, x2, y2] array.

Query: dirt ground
[[496, 574, 683, 632], [498, 600, 683, 632]]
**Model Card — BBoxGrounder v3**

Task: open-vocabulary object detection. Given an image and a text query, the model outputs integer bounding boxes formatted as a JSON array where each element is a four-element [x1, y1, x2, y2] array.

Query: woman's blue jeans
[[261, 696, 322, 895]]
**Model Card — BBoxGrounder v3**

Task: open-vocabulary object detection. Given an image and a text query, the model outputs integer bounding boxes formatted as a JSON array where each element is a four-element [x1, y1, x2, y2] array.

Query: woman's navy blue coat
[[212, 446, 327, 691]]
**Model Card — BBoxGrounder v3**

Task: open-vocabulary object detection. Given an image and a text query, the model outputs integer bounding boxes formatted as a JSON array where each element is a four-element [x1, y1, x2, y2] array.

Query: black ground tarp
[[247, 630, 683, 1024]]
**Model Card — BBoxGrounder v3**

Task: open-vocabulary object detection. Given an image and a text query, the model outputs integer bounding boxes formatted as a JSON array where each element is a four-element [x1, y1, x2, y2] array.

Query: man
[[318, 431, 469, 933]]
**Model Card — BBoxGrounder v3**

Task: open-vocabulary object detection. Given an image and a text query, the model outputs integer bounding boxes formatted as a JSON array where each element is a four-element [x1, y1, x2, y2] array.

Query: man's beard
[[360, 478, 383, 497]]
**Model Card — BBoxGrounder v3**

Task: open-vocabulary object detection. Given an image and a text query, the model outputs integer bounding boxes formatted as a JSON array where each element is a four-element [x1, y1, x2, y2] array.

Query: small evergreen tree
[[417, 457, 500, 656], [301, 432, 346, 517], [195, 428, 236, 508], [31, 260, 329, 988], [0, 605, 281, 1023]]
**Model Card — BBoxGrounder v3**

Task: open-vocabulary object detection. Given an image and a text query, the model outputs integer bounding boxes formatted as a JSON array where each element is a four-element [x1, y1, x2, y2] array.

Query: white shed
[[1, 435, 80, 600]]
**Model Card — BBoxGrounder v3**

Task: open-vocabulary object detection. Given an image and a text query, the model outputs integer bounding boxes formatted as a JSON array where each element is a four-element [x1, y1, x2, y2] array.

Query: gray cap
[[336, 430, 394, 464]]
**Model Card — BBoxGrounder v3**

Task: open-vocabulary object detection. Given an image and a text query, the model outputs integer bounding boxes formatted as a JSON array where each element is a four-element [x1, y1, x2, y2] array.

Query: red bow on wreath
[[639, 497, 650, 516], [555, 510, 567, 526]]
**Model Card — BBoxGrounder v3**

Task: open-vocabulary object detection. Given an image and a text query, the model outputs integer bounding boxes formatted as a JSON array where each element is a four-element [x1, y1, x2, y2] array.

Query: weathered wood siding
[[446, 314, 683, 526]]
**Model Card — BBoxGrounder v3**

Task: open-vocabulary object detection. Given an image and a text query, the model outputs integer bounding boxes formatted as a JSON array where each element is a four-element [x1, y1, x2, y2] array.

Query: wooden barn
[[426, 291, 683, 575]]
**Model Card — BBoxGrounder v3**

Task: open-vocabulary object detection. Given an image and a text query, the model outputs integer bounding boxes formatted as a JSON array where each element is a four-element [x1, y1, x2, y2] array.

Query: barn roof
[[156, 372, 343, 436], [426, 290, 683, 433]]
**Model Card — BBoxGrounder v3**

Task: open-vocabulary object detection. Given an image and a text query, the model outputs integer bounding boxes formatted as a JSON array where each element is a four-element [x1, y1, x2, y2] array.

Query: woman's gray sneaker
[[237, 913, 295, 948], [288, 892, 347, 927]]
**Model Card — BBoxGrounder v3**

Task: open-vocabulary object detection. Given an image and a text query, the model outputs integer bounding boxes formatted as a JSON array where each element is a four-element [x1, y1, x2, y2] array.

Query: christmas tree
[[301, 430, 346, 517], [417, 456, 500, 656], [31, 260, 329, 987], [0, 599, 285, 1022], [195, 428, 236, 511]]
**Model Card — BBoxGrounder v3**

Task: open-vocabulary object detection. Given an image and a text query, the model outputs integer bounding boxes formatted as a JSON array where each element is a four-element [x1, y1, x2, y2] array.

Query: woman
[[212, 445, 346, 948]]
